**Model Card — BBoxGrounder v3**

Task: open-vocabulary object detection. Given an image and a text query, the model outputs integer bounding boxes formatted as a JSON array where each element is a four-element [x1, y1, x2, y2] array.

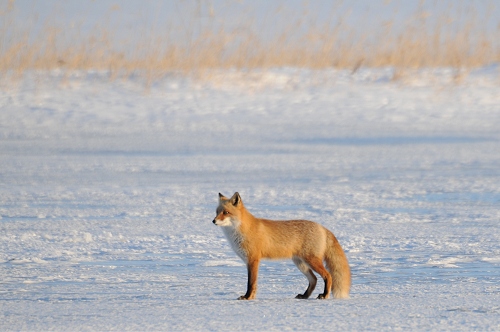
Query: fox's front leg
[[238, 258, 260, 300]]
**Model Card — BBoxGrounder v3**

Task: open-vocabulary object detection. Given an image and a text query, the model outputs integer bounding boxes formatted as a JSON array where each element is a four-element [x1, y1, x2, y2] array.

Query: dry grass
[[1, 0, 499, 82]]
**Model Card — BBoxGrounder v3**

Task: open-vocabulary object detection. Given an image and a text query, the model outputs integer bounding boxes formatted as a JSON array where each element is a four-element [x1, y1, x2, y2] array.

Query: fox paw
[[295, 294, 309, 299], [317, 294, 329, 300], [237, 295, 250, 300]]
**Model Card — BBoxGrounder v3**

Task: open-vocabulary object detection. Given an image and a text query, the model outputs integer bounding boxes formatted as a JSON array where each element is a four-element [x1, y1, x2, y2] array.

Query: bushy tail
[[324, 231, 351, 299]]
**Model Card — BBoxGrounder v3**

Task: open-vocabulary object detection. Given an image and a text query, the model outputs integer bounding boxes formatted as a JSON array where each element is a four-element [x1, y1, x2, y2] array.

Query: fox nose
[[212, 219, 216, 224]]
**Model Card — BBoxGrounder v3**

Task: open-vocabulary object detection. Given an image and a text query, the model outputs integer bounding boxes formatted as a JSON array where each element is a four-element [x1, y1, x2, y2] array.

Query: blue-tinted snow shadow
[[296, 136, 495, 146], [415, 192, 500, 204]]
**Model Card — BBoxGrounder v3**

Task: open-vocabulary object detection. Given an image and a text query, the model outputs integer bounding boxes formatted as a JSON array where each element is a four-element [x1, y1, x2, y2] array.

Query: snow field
[[0, 68, 499, 330]]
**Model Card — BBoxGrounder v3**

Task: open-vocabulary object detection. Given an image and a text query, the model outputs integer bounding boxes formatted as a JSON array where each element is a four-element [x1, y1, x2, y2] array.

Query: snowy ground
[[1, 68, 499, 330]]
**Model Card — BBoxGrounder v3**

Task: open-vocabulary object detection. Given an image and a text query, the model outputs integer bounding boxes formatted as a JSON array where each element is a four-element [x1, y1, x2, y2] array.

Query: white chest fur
[[221, 226, 247, 263]]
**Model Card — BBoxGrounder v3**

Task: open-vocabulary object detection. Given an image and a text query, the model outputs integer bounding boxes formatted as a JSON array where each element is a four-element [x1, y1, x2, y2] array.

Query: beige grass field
[[1, 0, 499, 81]]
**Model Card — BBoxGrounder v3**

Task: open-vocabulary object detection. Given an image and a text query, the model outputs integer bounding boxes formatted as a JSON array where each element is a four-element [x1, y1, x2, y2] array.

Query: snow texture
[[1, 68, 499, 330]]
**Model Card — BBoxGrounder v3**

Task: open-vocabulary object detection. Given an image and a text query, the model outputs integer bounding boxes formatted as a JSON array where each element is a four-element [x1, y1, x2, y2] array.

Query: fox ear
[[230, 192, 241, 206], [218, 193, 227, 201]]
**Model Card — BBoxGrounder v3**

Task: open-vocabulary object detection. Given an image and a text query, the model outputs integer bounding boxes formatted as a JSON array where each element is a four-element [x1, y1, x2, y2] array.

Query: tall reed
[[1, 0, 499, 81]]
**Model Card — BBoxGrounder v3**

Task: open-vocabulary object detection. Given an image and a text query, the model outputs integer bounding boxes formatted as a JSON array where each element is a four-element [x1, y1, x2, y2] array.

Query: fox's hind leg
[[302, 257, 332, 299], [292, 257, 317, 299]]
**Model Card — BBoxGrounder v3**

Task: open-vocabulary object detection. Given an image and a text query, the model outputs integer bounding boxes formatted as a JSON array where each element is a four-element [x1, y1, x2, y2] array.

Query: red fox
[[212, 192, 351, 300]]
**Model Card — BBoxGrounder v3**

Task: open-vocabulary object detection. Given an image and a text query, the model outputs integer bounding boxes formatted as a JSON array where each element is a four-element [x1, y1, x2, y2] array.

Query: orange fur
[[213, 192, 351, 300]]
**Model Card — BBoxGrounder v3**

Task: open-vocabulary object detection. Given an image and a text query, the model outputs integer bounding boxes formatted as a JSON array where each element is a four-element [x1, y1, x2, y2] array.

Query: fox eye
[[223, 211, 230, 215]]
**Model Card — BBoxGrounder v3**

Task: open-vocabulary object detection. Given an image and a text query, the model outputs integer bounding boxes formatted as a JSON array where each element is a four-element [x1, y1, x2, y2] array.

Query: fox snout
[[212, 219, 217, 224]]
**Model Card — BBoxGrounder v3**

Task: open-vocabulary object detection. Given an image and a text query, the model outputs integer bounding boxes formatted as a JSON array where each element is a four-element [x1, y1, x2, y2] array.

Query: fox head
[[212, 192, 244, 228]]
